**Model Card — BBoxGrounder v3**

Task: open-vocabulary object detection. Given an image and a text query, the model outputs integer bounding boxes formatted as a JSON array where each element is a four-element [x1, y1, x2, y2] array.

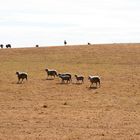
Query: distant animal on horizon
[[36, 45, 39, 47], [16, 71, 28, 84], [88, 76, 100, 88], [6, 44, 11, 48], [45, 68, 57, 79], [75, 75, 84, 83], [0, 44, 3, 48], [64, 40, 67, 46], [88, 42, 91, 45]]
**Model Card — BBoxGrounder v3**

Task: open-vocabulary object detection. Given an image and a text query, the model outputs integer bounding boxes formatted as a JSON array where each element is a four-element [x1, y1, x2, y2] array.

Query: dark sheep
[[58, 73, 72, 81], [64, 40, 67, 46], [58, 74, 71, 83], [16, 71, 28, 84], [45, 68, 57, 79], [0, 44, 3, 48], [6, 44, 11, 48], [59, 73, 71, 79], [75, 75, 84, 83], [88, 76, 100, 88]]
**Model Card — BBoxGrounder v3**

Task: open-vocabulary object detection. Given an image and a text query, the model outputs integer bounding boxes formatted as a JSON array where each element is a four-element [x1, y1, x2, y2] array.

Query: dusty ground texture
[[0, 44, 140, 140]]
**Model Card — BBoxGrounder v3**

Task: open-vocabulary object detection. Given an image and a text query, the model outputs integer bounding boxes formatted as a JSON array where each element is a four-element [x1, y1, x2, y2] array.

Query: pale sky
[[0, 0, 140, 47]]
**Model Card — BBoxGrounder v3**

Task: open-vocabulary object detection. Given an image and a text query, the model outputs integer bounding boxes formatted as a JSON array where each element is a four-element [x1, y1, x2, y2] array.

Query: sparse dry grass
[[0, 44, 140, 140]]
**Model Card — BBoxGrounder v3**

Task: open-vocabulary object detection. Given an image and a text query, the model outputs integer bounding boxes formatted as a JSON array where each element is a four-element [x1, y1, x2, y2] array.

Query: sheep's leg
[[90, 83, 92, 88], [46, 74, 48, 79], [17, 78, 20, 84], [96, 82, 97, 88], [53, 75, 55, 79], [19, 78, 22, 84], [21, 78, 24, 83], [98, 81, 100, 88]]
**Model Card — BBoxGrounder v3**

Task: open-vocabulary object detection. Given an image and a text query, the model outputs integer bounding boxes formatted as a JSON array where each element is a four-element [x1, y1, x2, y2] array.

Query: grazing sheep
[[0, 44, 3, 48], [58, 74, 71, 83], [75, 75, 84, 83], [16, 72, 28, 84], [45, 68, 57, 79], [88, 76, 100, 88], [6, 44, 11, 48]]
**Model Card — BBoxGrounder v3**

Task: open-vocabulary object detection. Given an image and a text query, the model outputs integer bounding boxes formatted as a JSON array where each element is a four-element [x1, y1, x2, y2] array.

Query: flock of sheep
[[16, 68, 101, 88], [1, 42, 99, 88], [0, 44, 11, 48]]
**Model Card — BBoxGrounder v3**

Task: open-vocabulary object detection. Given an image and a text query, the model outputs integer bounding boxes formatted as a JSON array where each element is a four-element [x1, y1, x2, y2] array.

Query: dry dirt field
[[0, 44, 140, 140]]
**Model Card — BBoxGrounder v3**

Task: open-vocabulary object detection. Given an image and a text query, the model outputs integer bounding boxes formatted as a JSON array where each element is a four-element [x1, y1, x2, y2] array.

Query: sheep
[[64, 40, 67, 46], [6, 44, 11, 48], [75, 75, 84, 83], [16, 71, 28, 84], [59, 73, 71, 79], [58, 73, 72, 81], [45, 68, 57, 79], [88, 76, 100, 88], [0, 44, 3, 48], [58, 74, 71, 83]]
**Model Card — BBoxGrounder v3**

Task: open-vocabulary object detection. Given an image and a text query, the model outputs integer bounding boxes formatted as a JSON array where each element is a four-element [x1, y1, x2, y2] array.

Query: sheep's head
[[16, 72, 19, 75], [55, 72, 58, 76], [88, 76, 91, 80], [45, 69, 48, 72]]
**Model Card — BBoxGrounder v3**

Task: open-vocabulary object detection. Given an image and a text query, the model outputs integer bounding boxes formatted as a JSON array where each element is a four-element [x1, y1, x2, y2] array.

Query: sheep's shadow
[[16, 82, 22, 84], [72, 82, 83, 85], [56, 82, 70, 85], [45, 78, 55, 80], [11, 82, 19, 84], [12, 82, 24, 84], [87, 86, 98, 90]]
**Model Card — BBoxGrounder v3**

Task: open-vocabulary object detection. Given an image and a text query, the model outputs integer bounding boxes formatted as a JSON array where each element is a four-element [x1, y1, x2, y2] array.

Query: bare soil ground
[[0, 44, 140, 140]]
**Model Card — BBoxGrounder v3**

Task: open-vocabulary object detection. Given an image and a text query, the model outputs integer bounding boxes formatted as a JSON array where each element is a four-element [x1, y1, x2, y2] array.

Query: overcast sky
[[0, 0, 140, 47]]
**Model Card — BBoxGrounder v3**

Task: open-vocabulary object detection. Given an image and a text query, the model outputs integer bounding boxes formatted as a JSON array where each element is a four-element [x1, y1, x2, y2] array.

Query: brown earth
[[0, 44, 140, 140]]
